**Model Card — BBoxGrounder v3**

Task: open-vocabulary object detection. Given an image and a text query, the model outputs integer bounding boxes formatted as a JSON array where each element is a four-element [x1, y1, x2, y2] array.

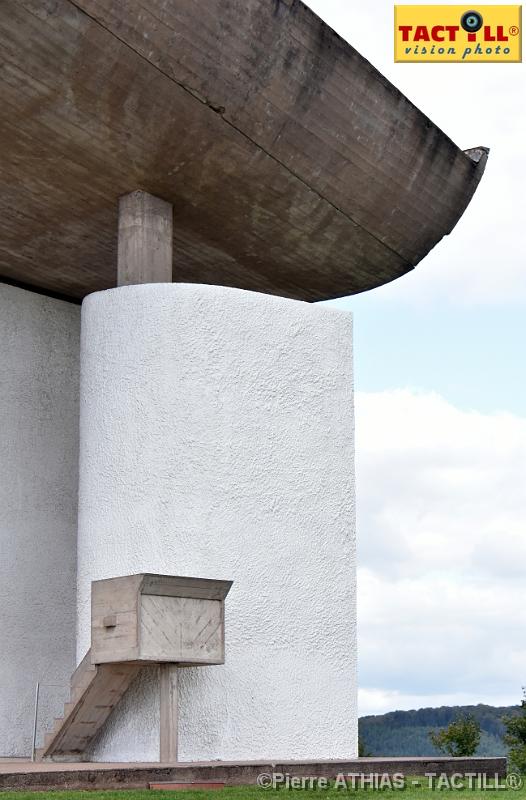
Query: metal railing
[[31, 682, 68, 762]]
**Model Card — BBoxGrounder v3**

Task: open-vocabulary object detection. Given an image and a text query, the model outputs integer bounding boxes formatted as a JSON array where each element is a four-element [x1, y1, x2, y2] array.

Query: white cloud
[[359, 687, 521, 719], [356, 390, 526, 714]]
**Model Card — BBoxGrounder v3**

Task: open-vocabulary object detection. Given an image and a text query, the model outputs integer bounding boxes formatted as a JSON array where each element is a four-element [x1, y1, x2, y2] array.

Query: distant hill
[[359, 704, 521, 757]]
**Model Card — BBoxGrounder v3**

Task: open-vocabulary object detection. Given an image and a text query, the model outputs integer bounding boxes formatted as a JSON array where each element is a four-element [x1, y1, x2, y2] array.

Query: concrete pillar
[[117, 191, 173, 285], [159, 665, 178, 763]]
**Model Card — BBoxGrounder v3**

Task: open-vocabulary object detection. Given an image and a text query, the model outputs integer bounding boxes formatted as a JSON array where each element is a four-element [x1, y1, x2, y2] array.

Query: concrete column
[[159, 665, 178, 763], [117, 191, 173, 285]]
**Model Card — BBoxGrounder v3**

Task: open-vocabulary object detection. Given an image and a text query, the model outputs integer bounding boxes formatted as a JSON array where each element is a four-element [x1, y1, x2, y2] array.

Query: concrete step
[[35, 648, 142, 761], [70, 651, 96, 688], [43, 731, 56, 749]]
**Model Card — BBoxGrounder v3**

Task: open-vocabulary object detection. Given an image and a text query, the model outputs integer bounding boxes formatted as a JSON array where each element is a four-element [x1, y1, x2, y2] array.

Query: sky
[[304, 0, 526, 717]]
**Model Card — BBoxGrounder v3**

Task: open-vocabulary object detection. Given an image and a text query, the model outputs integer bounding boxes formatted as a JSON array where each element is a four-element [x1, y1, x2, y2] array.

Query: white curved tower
[[76, 283, 356, 762]]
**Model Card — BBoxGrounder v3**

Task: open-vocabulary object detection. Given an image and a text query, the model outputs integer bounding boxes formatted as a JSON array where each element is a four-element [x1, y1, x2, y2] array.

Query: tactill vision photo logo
[[394, 4, 522, 62], [461, 10, 484, 32]]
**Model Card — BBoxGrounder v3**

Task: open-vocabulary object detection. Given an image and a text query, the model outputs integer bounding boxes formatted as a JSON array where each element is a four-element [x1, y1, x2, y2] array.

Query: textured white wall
[[0, 283, 80, 757], [77, 283, 356, 763]]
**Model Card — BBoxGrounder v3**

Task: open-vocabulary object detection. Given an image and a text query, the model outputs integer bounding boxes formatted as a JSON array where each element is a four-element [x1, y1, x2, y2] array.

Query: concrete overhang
[[0, 0, 488, 302]]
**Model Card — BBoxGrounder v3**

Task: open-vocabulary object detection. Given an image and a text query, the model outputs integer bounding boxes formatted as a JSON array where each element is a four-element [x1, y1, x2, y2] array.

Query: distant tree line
[[359, 703, 521, 759]]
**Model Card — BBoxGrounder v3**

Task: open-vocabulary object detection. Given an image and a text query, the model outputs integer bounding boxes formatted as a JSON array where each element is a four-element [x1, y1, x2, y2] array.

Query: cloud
[[356, 390, 526, 714], [358, 687, 521, 718]]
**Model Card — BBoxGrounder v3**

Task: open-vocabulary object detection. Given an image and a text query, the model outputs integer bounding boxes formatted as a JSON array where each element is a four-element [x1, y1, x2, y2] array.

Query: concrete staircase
[[36, 651, 142, 761]]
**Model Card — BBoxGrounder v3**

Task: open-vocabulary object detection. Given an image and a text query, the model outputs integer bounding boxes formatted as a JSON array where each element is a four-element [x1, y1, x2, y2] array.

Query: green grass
[[1, 779, 524, 800]]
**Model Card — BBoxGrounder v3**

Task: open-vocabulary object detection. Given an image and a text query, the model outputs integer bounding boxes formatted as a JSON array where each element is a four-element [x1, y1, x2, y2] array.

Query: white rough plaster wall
[[77, 283, 356, 763], [0, 283, 80, 757]]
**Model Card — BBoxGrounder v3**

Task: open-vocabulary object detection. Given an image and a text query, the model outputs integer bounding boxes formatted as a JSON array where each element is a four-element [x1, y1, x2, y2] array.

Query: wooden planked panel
[[91, 575, 142, 664], [91, 575, 231, 664], [140, 596, 224, 664]]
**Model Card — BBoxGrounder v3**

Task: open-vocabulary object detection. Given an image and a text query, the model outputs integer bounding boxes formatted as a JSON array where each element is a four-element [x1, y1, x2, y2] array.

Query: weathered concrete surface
[[35, 655, 143, 762], [0, 757, 508, 791], [0, 283, 80, 757], [0, 0, 487, 301], [117, 192, 173, 286], [90, 573, 232, 665]]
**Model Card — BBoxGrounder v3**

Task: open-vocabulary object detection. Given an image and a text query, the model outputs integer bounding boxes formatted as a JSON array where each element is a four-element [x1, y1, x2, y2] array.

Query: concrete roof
[[0, 0, 488, 302]]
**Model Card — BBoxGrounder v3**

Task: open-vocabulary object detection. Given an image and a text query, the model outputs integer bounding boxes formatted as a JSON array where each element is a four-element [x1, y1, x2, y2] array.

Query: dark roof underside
[[0, 0, 487, 302]]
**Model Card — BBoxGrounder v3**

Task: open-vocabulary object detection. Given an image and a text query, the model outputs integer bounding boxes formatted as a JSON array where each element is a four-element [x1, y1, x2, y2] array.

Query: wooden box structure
[[91, 573, 232, 666]]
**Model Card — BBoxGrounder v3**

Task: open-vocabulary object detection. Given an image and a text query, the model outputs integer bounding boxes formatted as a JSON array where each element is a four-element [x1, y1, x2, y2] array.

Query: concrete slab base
[[0, 757, 507, 791]]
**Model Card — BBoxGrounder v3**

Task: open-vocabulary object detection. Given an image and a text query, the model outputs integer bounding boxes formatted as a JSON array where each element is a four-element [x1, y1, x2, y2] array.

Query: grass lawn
[[0, 779, 524, 800]]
